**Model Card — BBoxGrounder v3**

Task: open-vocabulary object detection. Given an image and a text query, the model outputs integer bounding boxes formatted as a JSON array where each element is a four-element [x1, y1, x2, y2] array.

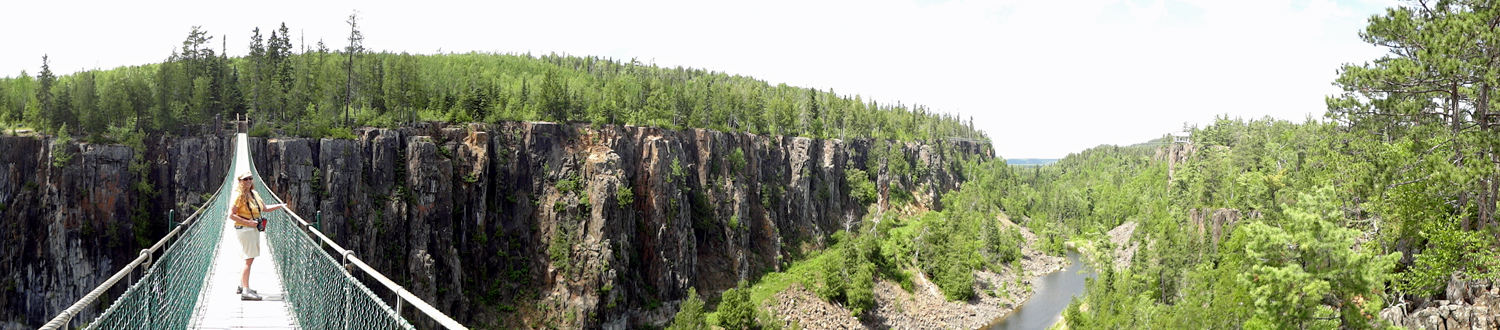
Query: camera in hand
[[256, 218, 267, 232]]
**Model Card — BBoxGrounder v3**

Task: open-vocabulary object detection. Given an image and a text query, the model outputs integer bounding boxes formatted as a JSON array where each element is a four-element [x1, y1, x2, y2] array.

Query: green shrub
[[51, 124, 73, 168], [670, 158, 686, 181], [896, 270, 915, 293], [884, 144, 913, 179], [1398, 219, 1499, 297], [1063, 296, 1088, 329], [715, 281, 755, 330], [933, 258, 974, 301], [847, 262, 875, 315], [880, 218, 918, 270], [760, 185, 783, 208], [889, 187, 914, 206], [728, 148, 747, 173], [988, 224, 1023, 265], [248, 123, 273, 138], [557, 173, 580, 194], [845, 167, 877, 205], [617, 182, 635, 208], [816, 249, 846, 303], [666, 287, 708, 330], [327, 126, 357, 140], [447, 107, 474, 123], [690, 189, 716, 231], [579, 192, 591, 211], [549, 224, 572, 272]]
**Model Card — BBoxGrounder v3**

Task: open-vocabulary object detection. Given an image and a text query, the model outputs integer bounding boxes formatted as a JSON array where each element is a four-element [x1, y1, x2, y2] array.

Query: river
[[980, 250, 1096, 330]]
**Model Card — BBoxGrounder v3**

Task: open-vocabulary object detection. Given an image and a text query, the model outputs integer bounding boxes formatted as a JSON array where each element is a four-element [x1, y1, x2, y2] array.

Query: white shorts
[[236, 225, 261, 259]]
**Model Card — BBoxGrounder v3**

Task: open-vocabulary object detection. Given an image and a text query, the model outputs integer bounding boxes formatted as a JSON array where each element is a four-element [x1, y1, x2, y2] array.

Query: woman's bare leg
[[241, 257, 254, 290]]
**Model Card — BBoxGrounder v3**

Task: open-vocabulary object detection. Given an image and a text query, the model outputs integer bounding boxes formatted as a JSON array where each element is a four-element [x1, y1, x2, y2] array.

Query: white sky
[[0, 0, 1399, 158]]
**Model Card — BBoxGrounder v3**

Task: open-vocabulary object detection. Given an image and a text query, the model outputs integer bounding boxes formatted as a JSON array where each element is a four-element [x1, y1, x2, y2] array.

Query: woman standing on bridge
[[228, 171, 286, 301]]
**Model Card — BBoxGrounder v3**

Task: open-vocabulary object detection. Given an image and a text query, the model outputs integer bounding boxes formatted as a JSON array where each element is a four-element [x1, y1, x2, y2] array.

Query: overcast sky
[[0, 0, 1399, 158]]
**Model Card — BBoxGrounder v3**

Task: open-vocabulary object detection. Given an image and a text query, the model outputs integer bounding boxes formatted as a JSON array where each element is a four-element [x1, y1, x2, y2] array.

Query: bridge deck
[[189, 220, 298, 329], [189, 133, 298, 329]]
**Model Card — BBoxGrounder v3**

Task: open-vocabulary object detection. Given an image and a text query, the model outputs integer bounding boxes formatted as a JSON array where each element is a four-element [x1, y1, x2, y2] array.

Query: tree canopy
[[0, 23, 985, 143]]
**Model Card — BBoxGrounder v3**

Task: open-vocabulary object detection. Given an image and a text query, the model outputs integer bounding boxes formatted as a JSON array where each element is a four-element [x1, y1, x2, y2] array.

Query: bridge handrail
[[261, 187, 468, 330], [39, 171, 228, 330]]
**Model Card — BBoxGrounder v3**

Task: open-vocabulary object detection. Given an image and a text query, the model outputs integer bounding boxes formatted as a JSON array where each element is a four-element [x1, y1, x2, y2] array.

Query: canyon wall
[[0, 122, 991, 329], [258, 122, 990, 328], [0, 134, 232, 329]]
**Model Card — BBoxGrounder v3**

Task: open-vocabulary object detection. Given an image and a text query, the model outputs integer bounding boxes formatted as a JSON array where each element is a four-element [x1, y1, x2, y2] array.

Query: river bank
[[979, 251, 1094, 330], [766, 216, 1067, 330]]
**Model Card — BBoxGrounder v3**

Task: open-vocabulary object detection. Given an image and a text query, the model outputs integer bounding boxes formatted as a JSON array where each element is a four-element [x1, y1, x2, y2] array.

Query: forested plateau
[[5, 2, 1500, 330]]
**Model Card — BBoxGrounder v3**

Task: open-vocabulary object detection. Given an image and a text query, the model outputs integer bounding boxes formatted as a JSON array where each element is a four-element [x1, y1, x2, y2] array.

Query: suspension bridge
[[39, 133, 466, 330]]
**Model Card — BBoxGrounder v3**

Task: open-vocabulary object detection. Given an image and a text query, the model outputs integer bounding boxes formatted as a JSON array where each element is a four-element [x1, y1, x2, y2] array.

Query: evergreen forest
[[0, 19, 983, 143]]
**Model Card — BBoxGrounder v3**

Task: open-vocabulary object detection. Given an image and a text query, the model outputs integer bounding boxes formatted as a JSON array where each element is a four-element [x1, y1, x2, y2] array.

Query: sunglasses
[[240, 177, 253, 181]]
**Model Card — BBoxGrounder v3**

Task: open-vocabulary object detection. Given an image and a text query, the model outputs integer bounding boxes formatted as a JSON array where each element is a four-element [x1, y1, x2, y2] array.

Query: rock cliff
[[255, 122, 991, 329], [0, 134, 232, 330]]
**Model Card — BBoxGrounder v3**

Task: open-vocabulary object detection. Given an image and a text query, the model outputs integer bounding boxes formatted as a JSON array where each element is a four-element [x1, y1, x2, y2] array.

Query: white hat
[[237, 171, 253, 181]]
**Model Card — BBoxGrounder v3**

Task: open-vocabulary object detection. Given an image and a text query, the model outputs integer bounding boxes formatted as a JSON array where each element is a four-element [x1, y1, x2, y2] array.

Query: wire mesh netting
[[251, 150, 415, 330], [83, 153, 235, 329]]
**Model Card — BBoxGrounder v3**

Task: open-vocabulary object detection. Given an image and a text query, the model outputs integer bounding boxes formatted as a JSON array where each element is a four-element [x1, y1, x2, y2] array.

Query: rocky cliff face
[[255, 122, 991, 329], [0, 134, 232, 330], [0, 122, 988, 329]]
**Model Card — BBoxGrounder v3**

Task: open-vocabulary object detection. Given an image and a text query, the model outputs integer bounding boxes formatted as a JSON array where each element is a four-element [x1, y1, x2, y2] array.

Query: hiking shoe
[[240, 291, 263, 301], [235, 286, 258, 295]]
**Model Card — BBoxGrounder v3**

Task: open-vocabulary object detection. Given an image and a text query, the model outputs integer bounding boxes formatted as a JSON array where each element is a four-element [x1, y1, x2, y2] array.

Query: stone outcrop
[[1382, 279, 1500, 330], [1188, 207, 1241, 246], [1107, 221, 1139, 271]]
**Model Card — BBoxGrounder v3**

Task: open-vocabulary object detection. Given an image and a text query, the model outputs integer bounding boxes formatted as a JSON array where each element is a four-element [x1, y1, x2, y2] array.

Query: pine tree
[[269, 23, 294, 121], [343, 11, 364, 127], [36, 55, 57, 132], [247, 27, 266, 117], [1236, 187, 1400, 329]]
